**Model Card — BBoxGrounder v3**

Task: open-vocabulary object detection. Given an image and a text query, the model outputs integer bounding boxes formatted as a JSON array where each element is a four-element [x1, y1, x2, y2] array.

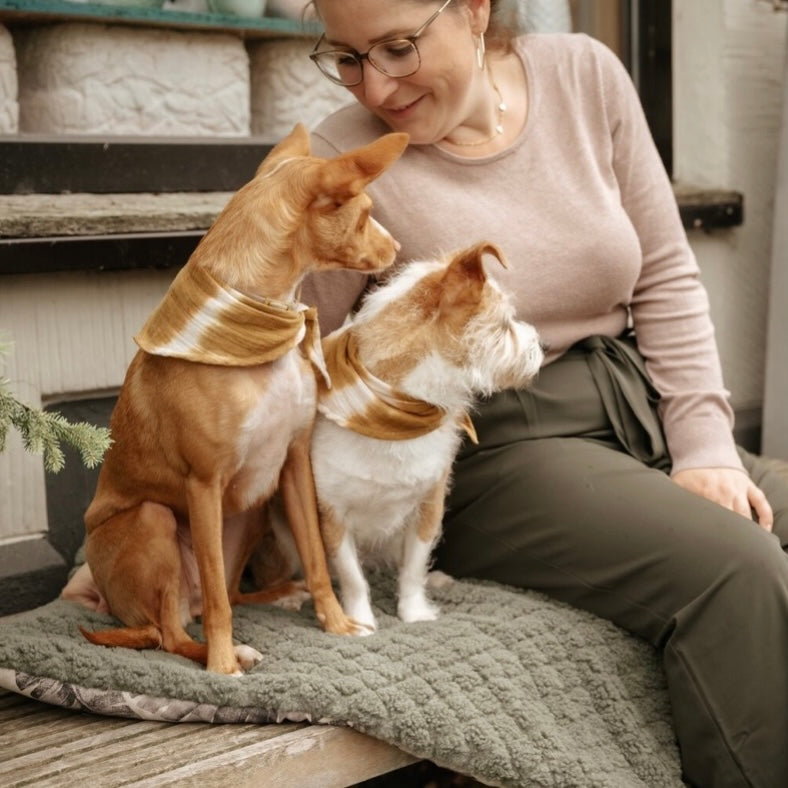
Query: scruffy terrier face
[[351, 241, 543, 405]]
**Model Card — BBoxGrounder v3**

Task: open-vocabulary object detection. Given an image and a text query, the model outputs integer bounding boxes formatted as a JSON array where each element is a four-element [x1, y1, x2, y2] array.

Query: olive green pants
[[436, 336, 788, 788]]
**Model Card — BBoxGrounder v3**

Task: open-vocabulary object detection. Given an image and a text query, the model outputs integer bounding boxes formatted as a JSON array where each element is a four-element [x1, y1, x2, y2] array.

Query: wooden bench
[[0, 689, 420, 787], [0, 157, 769, 788]]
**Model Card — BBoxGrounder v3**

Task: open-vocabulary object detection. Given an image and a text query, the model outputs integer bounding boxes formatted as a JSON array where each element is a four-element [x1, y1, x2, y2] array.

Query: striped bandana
[[134, 265, 328, 383], [318, 328, 477, 443]]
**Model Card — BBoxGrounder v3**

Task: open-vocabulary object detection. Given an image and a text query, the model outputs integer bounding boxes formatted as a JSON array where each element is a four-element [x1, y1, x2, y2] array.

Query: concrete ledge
[[0, 192, 232, 237], [0, 183, 743, 242]]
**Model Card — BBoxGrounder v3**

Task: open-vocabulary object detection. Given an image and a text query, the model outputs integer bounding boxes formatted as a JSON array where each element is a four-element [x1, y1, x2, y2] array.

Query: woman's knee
[[719, 524, 788, 595], [661, 520, 788, 645]]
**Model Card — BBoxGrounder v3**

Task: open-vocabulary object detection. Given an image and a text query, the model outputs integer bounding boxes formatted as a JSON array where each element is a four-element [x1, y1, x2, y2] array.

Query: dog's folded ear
[[315, 132, 409, 200], [458, 241, 508, 270], [439, 242, 507, 309]]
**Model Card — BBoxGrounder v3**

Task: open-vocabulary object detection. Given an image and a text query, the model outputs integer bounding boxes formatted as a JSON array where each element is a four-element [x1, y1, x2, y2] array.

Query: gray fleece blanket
[[0, 572, 682, 787]]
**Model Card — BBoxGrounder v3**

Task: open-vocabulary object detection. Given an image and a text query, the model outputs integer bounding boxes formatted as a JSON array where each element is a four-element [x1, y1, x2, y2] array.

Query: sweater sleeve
[[594, 39, 743, 472]]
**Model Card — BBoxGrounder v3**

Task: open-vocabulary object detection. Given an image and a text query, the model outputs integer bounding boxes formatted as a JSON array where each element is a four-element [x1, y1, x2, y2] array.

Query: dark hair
[[486, 0, 522, 51]]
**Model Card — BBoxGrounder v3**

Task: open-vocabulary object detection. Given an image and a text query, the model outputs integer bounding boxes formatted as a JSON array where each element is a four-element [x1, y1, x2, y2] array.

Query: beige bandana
[[134, 265, 328, 383], [318, 329, 477, 443]]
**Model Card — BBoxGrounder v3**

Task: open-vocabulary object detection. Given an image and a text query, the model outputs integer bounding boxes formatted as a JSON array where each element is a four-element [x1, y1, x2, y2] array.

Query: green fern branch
[[0, 342, 112, 473]]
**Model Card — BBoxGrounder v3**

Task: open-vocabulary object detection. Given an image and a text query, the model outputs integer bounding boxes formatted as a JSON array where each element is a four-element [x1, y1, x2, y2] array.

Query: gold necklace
[[445, 69, 507, 148]]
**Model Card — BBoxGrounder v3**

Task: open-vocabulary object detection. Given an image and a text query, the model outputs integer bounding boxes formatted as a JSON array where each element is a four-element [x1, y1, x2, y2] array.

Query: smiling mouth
[[384, 96, 422, 114]]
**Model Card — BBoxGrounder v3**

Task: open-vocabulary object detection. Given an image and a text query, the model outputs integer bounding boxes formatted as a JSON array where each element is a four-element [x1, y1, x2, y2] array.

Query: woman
[[302, 1, 788, 785]]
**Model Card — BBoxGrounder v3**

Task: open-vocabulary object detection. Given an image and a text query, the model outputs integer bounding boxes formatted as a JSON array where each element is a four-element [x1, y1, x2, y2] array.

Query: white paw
[[234, 643, 263, 670], [352, 620, 377, 637], [343, 599, 377, 635], [426, 570, 454, 589], [398, 597, 439, 623]]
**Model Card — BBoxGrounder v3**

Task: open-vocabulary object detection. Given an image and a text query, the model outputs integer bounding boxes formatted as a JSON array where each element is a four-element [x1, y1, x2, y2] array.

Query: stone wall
[[14, 23, 250, 136], [1, 20, 349, 139], [0, 25, 17, 133], [249, 37, 349, 141]]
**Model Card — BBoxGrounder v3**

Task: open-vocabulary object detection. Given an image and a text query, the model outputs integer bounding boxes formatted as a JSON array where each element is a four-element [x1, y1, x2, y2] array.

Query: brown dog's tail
[[79, 624, 162, 651], [79, 625, 210, 665]]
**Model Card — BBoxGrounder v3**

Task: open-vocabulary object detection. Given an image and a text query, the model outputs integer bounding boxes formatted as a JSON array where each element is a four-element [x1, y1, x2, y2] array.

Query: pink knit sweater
[[304, 33, 741, 474]]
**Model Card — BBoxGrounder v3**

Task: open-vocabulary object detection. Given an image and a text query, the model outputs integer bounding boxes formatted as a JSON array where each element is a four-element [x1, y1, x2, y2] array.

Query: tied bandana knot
[[318, 328, 477, 443], [134, 265, 328, 383]]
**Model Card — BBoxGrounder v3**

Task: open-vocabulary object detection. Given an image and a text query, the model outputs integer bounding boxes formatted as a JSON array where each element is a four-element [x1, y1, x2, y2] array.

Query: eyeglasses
[[309, 0, 454, 87]]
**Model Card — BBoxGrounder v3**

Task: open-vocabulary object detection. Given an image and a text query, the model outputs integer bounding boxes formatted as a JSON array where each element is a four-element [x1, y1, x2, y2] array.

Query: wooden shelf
[[0, 192, 233, 275], [0, 136, 275, 194], [0, 183, 746, 276], [0, 144, 745, 276], [0, 0, 321, 38], [673, 182, 744, 231]]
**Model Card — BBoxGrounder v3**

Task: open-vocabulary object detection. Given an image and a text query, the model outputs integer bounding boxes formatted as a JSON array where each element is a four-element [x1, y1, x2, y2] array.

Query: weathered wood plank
[[127, 725, 419, 788], [0, 691, 418, 787]]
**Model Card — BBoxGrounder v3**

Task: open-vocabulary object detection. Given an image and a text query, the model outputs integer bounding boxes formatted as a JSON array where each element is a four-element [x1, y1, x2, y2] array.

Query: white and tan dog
[[61, 124, 408, 673], [263, 242, 543, 631]]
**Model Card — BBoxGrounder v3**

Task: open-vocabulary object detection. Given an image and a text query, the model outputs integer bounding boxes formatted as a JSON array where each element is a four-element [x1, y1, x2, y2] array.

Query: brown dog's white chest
[[222, 351, 316, 515]]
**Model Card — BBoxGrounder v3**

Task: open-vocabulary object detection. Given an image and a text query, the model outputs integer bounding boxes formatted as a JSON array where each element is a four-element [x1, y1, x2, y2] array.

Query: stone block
[[0, 25, 18, 134], [249, 37, 350, 142], [14, 23, 250, 136]]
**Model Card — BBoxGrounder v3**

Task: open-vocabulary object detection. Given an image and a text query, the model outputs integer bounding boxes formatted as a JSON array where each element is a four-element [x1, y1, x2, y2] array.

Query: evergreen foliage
[[0, 341, 112, 473]]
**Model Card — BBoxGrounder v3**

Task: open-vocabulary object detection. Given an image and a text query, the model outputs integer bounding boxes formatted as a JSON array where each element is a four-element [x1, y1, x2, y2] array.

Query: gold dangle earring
[[476, 32, 486, 70]]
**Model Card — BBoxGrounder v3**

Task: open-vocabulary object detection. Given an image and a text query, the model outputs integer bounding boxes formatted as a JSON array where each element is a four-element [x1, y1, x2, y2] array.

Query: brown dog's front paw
[[207, 658, 242, 675], [206, 641, 246, 675], [315, 599, 364, 636]]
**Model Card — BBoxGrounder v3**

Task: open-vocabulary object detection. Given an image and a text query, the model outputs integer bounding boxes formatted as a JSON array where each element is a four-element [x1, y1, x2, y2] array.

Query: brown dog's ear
[[440, 241, 506, 308], [315, 132, 409, 200], [256, 123, 311, 175], [345, 132, 409, 184]]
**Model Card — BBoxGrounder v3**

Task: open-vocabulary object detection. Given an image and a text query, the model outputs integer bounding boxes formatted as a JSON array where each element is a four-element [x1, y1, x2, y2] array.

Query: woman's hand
[[672, 467, 774, 531]]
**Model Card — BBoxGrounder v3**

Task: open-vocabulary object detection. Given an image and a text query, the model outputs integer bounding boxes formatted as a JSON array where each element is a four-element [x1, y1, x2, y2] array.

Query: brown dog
[[66, 124, 408, 674]]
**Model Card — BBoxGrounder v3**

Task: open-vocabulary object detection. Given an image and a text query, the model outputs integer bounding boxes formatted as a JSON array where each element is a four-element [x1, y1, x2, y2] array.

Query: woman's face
[[313, 0, 489, 145]]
